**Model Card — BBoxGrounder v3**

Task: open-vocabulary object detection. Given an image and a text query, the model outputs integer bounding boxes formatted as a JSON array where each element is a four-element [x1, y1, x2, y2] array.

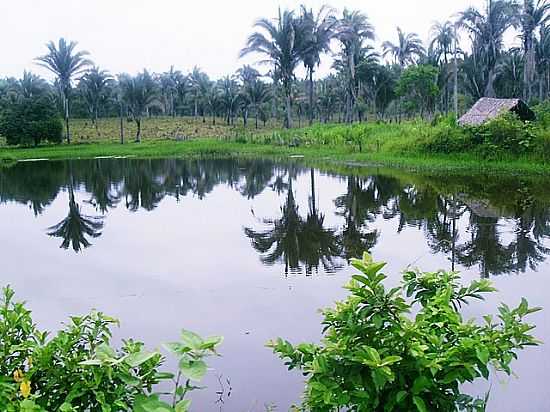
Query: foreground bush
[[270, 253, 541, 411], [0, 97, 63, 146], [0, 286, 222, 411]]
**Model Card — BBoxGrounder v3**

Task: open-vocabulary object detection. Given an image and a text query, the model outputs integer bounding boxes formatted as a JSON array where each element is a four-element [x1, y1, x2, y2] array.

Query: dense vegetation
[[1, 0, 549, 148]]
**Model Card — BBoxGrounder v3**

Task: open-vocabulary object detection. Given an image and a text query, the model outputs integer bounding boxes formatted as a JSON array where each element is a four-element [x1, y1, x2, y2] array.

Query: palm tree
[[205, 82, 222, 124], [241, 8, 306, 128], [459, 0, 519, 97], [158, 66, 180, 117], [382, 27, 426, 67], [430, 21, 458, 113], [236, 65, 261, 85], [521, 0, 550, 101], [119, 70, 158, 142], [35, 38, 92, 143], [220, 76, 240, 125], [174, 72, 189, 116], [189, 67, 210, 121], [244, 79, 271, 128], [79, 67, 113, 135], [299, 5, 336, 125], [16, 71, 49, 98], [334, 9, 375, 123]]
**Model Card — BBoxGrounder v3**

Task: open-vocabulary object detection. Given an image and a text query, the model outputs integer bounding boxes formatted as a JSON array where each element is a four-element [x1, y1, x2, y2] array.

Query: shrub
[[270, 253, 540, 412], [0, 97, 63, 146], [471, 113, 536, 156], [532, 101, 550, 129], [0, 286, 222, 411]]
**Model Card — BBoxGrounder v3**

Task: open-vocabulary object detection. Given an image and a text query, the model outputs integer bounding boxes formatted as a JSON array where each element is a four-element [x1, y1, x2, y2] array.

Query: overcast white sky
[[0, 0, 517, 81]]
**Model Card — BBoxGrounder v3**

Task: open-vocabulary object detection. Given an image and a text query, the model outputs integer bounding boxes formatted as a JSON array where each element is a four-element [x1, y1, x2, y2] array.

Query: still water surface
[[1, 158, 549, 411]]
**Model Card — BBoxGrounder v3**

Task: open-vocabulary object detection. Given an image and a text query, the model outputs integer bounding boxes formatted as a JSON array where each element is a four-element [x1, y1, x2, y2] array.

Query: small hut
[[458, 98, 535, 126]]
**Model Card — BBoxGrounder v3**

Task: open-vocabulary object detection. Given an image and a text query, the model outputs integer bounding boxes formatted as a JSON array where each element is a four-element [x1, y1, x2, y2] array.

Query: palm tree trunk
[[136, 118, 141, 143], [64, 94, 71, 144], [119, 102, 124, 144], [308, 68, 314, 126], [285, 91, 292, 129]]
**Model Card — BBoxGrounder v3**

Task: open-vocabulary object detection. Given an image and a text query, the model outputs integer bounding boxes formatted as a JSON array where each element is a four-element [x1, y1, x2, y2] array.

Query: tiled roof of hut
[[458, 98, 535, 126]]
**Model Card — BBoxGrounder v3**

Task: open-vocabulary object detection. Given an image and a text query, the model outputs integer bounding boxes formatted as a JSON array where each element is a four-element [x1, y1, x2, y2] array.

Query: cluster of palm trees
[[0, 0, 549, 141]]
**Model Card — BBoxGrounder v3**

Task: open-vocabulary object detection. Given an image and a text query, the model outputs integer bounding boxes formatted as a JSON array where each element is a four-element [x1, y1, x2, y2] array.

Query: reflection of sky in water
[[0, 159, 549, 411]]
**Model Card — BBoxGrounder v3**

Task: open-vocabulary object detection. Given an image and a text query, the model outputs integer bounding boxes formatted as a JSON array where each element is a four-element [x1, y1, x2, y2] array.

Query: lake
[[1, 157, 549, 411]]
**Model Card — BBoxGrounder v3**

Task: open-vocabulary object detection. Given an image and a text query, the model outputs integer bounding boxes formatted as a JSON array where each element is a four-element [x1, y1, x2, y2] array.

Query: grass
[[1, 115, 550, 176]]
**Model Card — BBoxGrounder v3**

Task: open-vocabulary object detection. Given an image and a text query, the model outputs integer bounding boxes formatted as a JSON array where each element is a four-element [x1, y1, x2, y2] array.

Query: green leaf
[[396, 390, 407, 404], [175, 400, 191, 412], [380, 355, 402, 366], [199, 335, 224, 350], [364, 347, 381, 363], [476, 347, 489, 364], [180, 330, 203, 349], [125, 350, 160, 368], [179, 358, 207, 381], [413, 395, 428, 412], [133, 394, 173, 412], [95, 343, 117, 362], [412, 376, 430, 394]]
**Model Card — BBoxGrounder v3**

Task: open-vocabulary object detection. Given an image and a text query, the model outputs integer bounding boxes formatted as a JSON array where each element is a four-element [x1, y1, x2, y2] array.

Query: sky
[[0, 0, 517, 81]]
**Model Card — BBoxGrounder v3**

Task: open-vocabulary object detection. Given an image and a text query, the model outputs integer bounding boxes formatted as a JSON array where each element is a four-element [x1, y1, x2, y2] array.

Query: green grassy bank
[[2, 137, 550, 176], [2, 113, 550, 176]]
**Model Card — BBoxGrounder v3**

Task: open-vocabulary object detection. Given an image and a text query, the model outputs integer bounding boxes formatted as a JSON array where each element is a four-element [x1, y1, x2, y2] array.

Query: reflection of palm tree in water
[[47, 162, 104, 252], [301, 169, 343, 274], [244, 169, 342, 275], [245, 177, 302, 275], [335, 175, 379, 261]]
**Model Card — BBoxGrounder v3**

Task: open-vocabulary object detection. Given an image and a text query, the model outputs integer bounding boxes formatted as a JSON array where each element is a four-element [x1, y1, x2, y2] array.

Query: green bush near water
[[270, 253, 541, 412], [0, 286, 222, 412]]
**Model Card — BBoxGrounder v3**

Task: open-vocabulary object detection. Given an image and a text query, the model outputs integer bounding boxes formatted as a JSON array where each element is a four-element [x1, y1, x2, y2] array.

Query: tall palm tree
[[334, 9, 375, 123], [35, 38, 92, 143], [382, 27, 426, 67], [299, 5, 336, 125], [79, 67, 113, 134], [459, 0, 519, 97], [119, 70, 158, 142], [521, 0, 550, 101], [430, 21, 458, 113], [158, 66, 181, 117], [241, 8, 306, 128]]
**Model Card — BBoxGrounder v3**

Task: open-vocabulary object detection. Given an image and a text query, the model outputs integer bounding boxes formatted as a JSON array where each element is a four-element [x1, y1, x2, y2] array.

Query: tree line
[[0, 0, 549, 144]]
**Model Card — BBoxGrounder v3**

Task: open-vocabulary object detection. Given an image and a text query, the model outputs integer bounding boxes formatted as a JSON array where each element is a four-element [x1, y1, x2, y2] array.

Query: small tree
[[396, 64, 440, 119], [0, 96, 63, 146]]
